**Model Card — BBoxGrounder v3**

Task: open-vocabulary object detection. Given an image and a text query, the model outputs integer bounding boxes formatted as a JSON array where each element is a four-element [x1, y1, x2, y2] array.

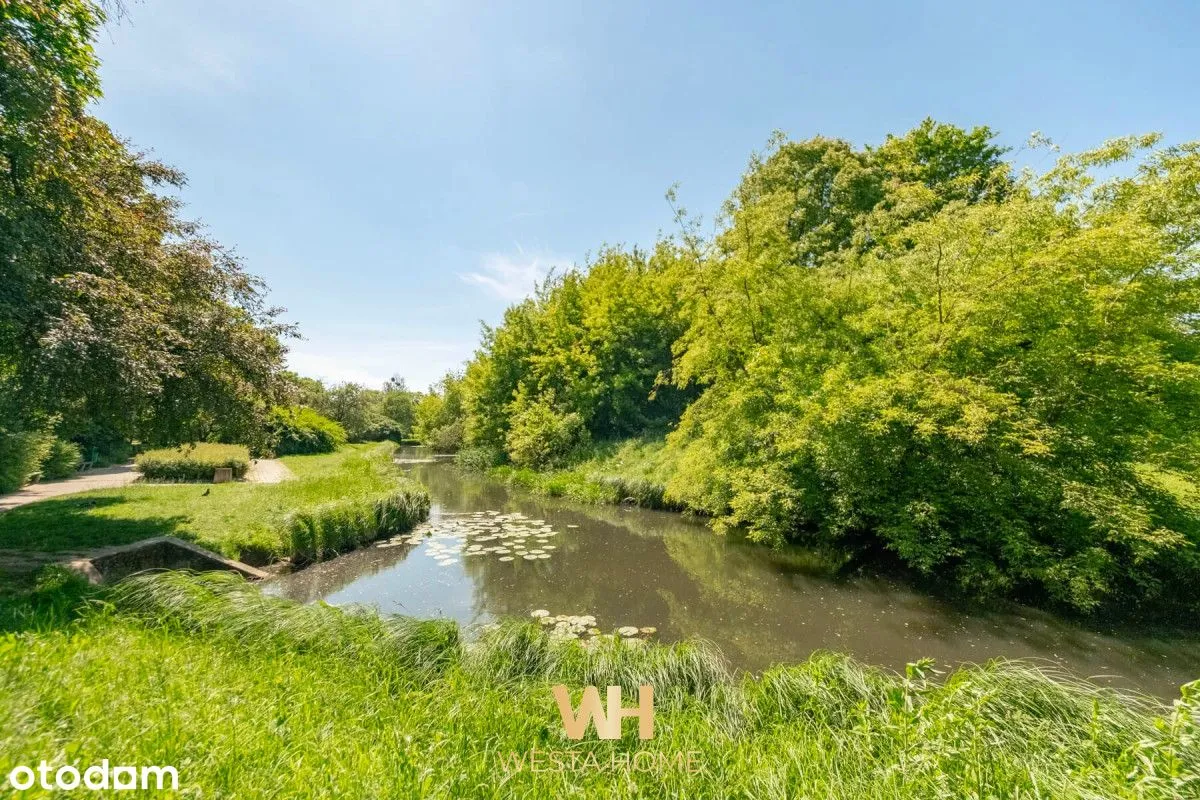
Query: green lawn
[[0, 571, 1193, 799], [0, 443, 418, 562]]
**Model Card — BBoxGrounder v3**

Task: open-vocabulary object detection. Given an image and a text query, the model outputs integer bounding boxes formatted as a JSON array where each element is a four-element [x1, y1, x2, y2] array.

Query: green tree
[[1, 0, 293, 454], [665, 130, 1200, 613]]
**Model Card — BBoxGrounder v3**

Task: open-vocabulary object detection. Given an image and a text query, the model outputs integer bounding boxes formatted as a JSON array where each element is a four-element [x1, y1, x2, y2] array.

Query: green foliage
[[413, 373, 466, 451], [454, 445, 503, 471], [135, 444, 251, 482], [38, 437, 82, 480], [503, 391, 589, 469], [0, 0, 292, 450], [1, 572, 1195, 798], [279, 374, 420, 442], [283, 484, 430, 564], [268, 406, 347, 455], [463, 246, 691, 454], [663, 131, 1200, 614], [0, 429, 51, 493], [453, 123, 1200, 618]]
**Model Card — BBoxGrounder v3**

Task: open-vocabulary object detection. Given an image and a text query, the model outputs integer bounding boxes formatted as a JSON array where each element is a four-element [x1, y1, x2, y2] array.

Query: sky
[[92, 0, 1200, 390]]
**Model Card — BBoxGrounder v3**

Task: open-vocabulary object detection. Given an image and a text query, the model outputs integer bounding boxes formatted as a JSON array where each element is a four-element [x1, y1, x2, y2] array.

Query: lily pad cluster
[[529, 609, 657, 643], [375, 510, 560, 566]]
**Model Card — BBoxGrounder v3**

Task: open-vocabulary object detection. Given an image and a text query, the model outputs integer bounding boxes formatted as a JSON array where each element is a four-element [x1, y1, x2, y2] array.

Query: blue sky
[[93, 0, 1199, 390]]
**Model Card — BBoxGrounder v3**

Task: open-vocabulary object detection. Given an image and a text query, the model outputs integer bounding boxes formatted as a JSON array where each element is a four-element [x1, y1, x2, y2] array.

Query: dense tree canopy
[[448, 122, 1200, 616], [283, 373, 419, 443], [462, 246, 692, 462], [1, 0, 292, 453]]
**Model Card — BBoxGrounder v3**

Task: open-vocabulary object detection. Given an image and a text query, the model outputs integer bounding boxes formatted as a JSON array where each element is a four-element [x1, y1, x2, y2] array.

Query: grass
[[135, 443, 252, 481], [485, 438, 685, 510], [0, 443, 427, 565], [0, 571, 1195, 798]]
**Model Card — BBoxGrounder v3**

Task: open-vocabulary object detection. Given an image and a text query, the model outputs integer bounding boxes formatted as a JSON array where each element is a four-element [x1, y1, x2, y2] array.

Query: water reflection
[[268, 448, 1200, 698]]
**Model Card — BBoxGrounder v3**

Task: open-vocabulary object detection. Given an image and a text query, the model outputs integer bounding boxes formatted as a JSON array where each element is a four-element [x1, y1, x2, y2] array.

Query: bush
[[0, 430, 51, 493], [454, 446, 502, 471], [503, 397, 588, 469], [283, 483, 431, 563], [136, 444, 251, 482], [267, 406, 347, 455], [426, 419, 464, 453], [39, 438, 82, 480]]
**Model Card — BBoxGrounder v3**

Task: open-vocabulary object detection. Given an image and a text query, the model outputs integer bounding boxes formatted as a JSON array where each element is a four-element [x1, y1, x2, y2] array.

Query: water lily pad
[[639, 627, 657, 635], [531, 609, 550, 618], [617, 626, 639, 637]]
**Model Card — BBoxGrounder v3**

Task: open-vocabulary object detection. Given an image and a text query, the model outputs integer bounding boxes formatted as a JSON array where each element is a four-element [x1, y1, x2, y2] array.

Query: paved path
[[246, 458, 294, 484], [0, 465, 140, 513], [0, 458, 294, 515]]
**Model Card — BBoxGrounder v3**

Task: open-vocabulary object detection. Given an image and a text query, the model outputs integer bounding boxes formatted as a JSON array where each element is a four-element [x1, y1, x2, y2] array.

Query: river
[[268, 447, 1200, 698]]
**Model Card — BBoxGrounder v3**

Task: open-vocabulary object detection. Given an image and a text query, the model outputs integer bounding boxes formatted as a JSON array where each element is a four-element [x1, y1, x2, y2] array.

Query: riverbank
[[0, 443, 428, 574], [481, 438, 682, 510], [2, 570, 1194, 798]]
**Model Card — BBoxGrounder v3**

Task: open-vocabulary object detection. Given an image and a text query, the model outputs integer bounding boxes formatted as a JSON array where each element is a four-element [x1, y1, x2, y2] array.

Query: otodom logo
[[551, 684, 654, 740]]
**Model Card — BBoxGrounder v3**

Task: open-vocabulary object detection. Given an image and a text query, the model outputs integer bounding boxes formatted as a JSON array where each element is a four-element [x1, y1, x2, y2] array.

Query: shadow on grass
[[0, 499, 192, 634], [0, 495, 189, 552]]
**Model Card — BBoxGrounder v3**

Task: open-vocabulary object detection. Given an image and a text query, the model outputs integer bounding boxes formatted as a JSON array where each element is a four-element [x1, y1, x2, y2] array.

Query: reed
[[3, 572, 1192, 798]]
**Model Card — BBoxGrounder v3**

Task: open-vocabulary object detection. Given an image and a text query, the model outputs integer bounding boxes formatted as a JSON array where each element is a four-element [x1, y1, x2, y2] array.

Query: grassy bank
[[484, 439, 683, 510], [0, 444, 428, 565], [1, 571, 1195, 798]]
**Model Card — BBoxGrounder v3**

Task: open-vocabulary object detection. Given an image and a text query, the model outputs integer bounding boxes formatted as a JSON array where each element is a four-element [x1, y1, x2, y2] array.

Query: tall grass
[[282, 484, 430, 563], [110, 571, 458, 677], [2, 571, 1193, 798], [484, 438, 685, 510]]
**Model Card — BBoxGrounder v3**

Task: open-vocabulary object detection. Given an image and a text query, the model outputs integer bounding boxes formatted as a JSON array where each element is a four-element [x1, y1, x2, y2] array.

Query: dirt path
[[246, 458, 294, 484], [0, 465, 140, 513]]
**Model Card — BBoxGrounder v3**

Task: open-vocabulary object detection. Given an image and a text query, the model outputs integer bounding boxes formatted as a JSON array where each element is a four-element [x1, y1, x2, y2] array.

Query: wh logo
[[551, 684, 655, 740]]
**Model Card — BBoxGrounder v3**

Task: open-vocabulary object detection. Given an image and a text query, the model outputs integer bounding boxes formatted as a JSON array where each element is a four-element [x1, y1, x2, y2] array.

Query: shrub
[[591, 474, 672, 509], [136, 444, 251, 482], [454, 446, 503, 471], [0, 430, 52, 493], [425, 420, 464, 453], [283, 483, 430, 563], [267, 406, 347, 455], [504, 396, 588, 469], [39, 438, 82, 480]]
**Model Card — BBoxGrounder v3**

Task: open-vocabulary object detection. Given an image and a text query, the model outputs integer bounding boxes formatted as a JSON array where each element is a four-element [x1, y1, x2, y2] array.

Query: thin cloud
[[460, 250, 571, 300]]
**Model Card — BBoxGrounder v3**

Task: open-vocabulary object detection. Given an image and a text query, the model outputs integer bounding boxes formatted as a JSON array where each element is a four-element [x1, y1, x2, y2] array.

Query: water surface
[[269, 447, 1200, 698]]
